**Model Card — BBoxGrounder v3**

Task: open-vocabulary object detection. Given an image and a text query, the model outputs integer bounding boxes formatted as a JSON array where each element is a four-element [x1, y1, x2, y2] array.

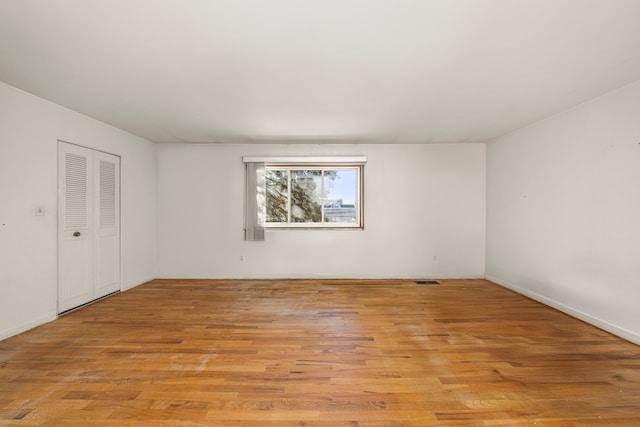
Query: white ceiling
[[2, 0, 640, 144]]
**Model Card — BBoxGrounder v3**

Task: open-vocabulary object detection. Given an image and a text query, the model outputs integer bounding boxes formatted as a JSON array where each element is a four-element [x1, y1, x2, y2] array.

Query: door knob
[[73, 231, 81, 237]]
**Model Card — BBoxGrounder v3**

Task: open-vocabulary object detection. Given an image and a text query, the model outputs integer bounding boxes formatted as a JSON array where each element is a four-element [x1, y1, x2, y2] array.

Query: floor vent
[[415, 280, 440, 285]]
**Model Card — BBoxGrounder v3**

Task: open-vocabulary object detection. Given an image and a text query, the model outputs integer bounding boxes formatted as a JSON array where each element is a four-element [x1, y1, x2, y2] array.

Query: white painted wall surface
[[0, 82, 156, 339], [486, 80, 640, 344], [157, 143, 485, 279]]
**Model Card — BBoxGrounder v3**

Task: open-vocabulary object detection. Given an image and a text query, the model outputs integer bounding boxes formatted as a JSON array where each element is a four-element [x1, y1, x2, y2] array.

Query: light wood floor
[[1, 279, 639, 426]]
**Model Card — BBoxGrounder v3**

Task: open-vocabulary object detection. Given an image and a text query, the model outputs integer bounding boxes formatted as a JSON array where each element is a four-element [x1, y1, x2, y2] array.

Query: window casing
[[264, 164, 363, 228]]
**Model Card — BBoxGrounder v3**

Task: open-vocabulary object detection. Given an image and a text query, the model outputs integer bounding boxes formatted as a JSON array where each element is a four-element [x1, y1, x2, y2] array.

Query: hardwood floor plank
[[1, 279, 639, 425]]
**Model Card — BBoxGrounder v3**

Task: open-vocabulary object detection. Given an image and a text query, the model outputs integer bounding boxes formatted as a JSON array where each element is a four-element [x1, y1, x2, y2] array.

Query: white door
[[58, 142, 120, 313], [94, 151, 121, 297], [58, 143, 93, 311]]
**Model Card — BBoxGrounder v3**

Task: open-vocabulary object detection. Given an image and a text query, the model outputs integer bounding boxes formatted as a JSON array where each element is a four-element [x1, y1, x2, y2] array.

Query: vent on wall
[[415, 280, 440, 285]]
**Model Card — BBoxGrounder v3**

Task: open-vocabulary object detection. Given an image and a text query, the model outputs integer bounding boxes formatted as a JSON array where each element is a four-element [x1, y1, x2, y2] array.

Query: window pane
[[323, 169, 358, 223], [290, 170, 322, 223], [265, 169, 288, 222]]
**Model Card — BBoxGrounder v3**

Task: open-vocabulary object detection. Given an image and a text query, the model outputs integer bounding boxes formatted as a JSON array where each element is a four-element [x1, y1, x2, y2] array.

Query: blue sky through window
[[325, 169, 356, 205]]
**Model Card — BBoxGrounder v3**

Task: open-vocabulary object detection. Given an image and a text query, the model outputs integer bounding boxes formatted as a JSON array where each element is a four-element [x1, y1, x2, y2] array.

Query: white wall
[[486, 80, 640, 344], [157, 143, 485, 279], [0, 82, 156, 340]]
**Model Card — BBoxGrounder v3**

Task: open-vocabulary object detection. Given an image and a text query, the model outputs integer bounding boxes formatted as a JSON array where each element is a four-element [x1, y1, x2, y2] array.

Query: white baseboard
[[156, 273, 486, 280], [0, 312, 57, 341], [486, 274, 640, 345], [121, 275, 156, 291]]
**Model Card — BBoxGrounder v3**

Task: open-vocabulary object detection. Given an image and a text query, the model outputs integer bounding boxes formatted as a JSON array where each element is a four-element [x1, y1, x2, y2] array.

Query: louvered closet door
[[58, 142, 121, 313], [58, 143, 94, 312], [94, 151, 120, 298]]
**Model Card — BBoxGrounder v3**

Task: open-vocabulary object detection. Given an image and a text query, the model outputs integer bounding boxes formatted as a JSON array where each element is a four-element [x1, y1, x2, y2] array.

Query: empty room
[[1, 0, 639, 425]]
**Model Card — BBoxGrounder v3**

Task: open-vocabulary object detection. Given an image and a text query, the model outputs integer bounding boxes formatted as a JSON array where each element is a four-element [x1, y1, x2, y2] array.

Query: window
[[265, 165, 362, 228], [243, 157, 365, 238]]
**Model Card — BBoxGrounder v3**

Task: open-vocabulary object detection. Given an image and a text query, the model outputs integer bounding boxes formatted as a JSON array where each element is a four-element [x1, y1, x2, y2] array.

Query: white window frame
[[265, 164, 363, 229], [243, 156, 365, 230]]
